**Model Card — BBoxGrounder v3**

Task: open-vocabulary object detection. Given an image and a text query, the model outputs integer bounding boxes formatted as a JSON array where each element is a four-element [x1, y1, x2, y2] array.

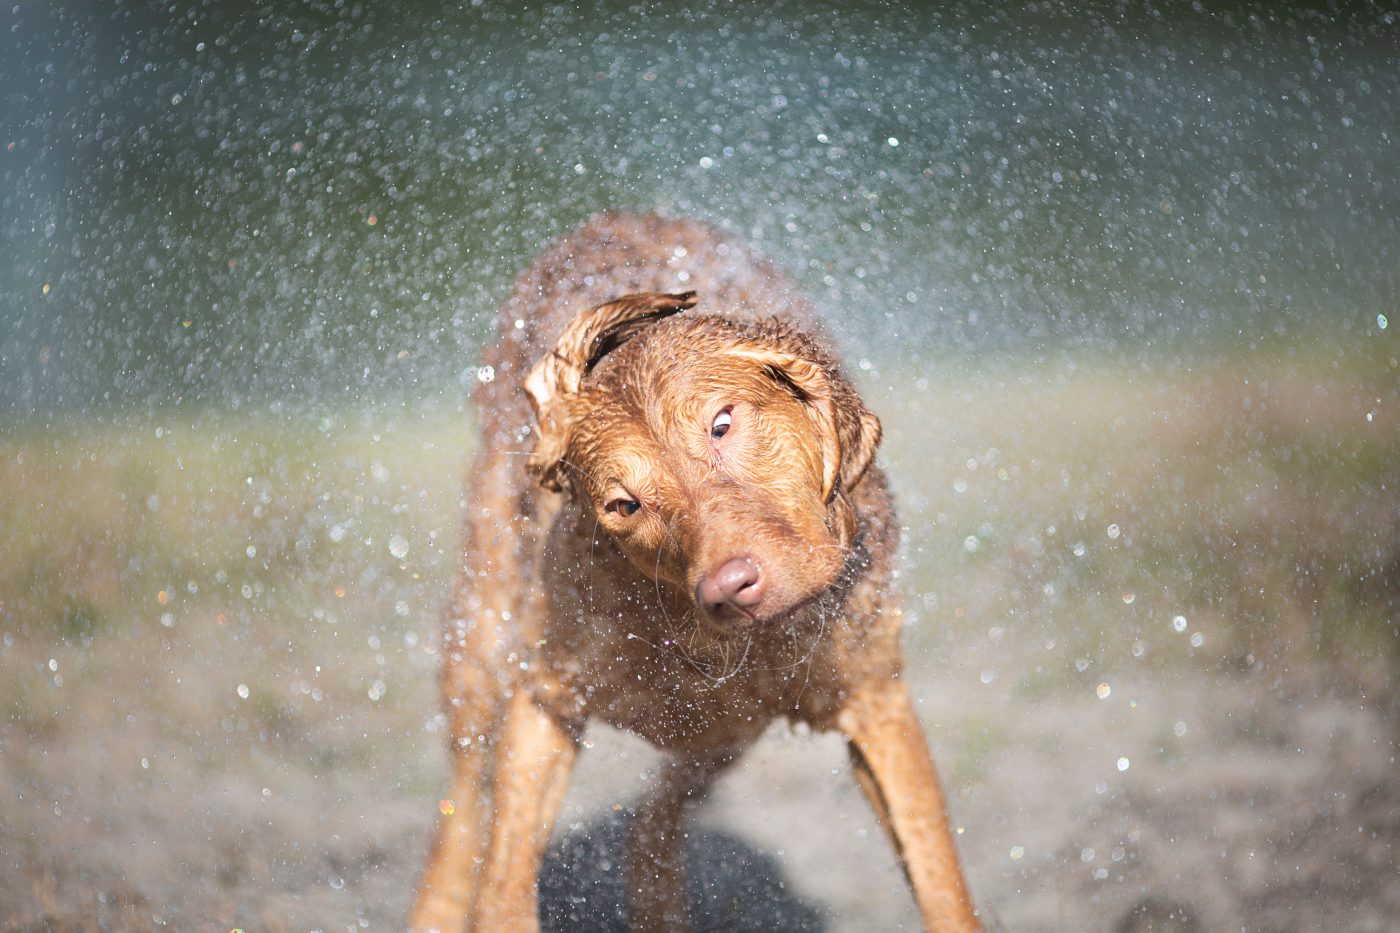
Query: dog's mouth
[[694, 582, 835, 633]]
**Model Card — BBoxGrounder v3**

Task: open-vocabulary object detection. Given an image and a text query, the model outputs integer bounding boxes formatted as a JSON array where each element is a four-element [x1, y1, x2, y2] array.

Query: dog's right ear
[[524, 290, 698, 491]]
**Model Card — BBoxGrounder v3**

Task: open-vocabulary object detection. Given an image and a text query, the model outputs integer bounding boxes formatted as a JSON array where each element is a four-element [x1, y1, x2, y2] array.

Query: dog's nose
[[696, 556, 766, 619]]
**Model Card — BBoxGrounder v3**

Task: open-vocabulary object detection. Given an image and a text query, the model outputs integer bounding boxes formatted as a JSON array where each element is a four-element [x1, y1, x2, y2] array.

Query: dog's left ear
[[727, 343, 882, 502], [525, 290, 698, 491]]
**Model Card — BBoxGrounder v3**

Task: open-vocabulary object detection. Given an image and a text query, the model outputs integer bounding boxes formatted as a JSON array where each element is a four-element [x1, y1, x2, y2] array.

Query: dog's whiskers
[[652, 519, 680, 628]]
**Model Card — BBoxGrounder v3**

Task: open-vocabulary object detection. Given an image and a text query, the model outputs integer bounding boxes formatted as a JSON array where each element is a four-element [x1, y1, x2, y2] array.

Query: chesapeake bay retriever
[[411, 213, 980, 932]]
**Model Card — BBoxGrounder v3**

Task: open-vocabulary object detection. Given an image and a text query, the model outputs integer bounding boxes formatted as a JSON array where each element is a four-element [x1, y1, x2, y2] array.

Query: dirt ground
[[1, 349, 1396, 931], [2, 633, 1394, 931]]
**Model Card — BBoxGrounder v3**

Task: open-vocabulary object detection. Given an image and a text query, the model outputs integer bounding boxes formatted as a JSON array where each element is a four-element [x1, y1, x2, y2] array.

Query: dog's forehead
[[569, 323, 786, 477], [591, 315, 774, 397]]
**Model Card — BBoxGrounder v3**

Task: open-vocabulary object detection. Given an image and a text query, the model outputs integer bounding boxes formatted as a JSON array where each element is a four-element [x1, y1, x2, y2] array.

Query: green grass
[[877, 343, 1400, 689], [3, 345, 1395, 748]]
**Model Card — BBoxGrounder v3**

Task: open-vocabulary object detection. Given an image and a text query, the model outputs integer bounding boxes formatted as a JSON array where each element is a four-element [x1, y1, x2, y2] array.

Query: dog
[[410, 213, 980, 932]]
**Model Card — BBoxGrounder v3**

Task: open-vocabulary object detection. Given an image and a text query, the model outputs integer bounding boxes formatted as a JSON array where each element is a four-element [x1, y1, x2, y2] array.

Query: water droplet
[[476, 365, 495, 383], [980, 669, 994, 684], [1121, 592, 1135, 605], [1072, 541, 1086, 557], [389, 534, 409, 559], [236, 683, 249, 699], [1173, 721, 1187, 737], [1096, 682, 1111, 699], [1009, 845, 1024, 860], [1172, 614, 1188, 633], [245, 545, 257, 558], [1106, 523, 1121, 540], [439, 799, 456, 816], [1378, 313, 1389, 330], [1189, 632, 1205, 648], [329, 524, 346, 543], [963, 535, 980, 553], [1116, 756, 1130, 771]]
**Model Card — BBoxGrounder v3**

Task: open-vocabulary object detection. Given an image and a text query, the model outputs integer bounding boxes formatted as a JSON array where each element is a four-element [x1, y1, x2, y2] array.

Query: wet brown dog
[[411, 213, 980, 932]]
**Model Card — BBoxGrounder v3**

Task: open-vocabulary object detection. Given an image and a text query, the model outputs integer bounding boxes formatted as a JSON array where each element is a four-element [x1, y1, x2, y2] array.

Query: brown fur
[[411, 213, 980, 931]]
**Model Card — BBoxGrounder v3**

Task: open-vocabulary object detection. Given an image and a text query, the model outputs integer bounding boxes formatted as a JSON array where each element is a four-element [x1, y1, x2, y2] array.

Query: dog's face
[[525, 292, 881, 628]]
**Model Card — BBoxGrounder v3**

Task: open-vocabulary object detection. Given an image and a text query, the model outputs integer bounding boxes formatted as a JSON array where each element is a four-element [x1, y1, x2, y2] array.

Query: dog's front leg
[[470, 689, 579, 932], [837, 678, 981, 933]]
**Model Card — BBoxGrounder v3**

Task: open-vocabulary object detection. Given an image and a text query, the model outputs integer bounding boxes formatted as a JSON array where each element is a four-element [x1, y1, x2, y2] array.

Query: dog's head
[[524, 291, 881, 628]]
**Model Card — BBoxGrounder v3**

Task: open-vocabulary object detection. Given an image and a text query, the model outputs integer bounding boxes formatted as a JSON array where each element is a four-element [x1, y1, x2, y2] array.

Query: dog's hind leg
[[838, 679, 981, 933], [409, 660, 501, 931], [470, 689, 579, 931], [626, 752, 734, 933]]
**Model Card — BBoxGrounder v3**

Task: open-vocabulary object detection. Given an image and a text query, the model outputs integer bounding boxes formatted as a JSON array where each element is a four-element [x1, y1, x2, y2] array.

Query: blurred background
[[2, 1, 1396, 929]]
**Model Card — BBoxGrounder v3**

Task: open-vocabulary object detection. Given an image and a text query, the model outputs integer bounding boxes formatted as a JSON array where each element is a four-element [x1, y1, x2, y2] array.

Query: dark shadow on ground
[[540, 808, 825, 933]]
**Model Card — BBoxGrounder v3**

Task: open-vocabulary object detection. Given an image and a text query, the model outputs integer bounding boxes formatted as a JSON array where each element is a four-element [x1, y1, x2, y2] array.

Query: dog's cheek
[[612, 521, 681, 584], [628, 547, 685, 590]]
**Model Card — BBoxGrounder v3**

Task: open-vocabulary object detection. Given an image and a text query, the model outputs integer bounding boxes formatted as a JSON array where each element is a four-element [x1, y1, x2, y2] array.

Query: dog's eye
[[711, 409, 732, 439], [605, 498, 641, 517]]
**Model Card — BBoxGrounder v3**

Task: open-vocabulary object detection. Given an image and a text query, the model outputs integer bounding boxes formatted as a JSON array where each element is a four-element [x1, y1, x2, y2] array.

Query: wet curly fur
[[410, 213, 979, 932]]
